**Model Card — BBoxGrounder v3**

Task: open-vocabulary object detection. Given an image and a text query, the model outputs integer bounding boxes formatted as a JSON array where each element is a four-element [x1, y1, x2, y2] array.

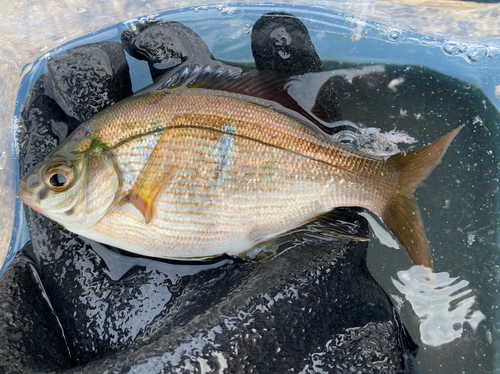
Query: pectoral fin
[[127, 129, 180, 224]]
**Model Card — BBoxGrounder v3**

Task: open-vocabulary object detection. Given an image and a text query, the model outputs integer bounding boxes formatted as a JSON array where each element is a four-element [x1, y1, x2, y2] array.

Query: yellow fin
[[384, 126, 464, 270], [127, 128, 180, 224]]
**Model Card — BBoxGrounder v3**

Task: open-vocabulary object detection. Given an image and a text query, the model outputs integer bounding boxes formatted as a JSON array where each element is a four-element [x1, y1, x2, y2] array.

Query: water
[[2, 4, 500, 373]]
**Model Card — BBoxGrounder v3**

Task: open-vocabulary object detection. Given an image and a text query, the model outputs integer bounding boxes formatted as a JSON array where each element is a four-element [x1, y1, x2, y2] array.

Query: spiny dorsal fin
[[382, 126, 464, 270], [154, 69, 334, 134], [201, 70, 334, 129]]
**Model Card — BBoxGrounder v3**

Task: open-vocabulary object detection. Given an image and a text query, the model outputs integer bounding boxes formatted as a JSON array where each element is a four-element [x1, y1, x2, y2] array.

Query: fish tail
[[383, 126, 464, 269]]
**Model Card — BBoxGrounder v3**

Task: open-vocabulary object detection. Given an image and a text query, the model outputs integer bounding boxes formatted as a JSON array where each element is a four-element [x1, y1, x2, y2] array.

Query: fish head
[[18, 127, 122, 230]]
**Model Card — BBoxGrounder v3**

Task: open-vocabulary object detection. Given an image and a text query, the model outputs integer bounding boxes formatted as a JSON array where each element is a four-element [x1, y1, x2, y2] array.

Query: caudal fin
[[383, 126, 464, 269]]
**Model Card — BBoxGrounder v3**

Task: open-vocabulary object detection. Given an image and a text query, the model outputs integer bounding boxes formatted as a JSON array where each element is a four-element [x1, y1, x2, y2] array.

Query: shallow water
[[2, 4, 500, 373]]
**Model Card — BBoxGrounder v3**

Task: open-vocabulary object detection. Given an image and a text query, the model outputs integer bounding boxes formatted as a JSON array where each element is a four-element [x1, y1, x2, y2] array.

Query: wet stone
[[313, 76, 343, 123], [45, 42, 132, 122], [17, 75, 76, 177], [0, 243, 72, 372], [122, 21, 243, 87], [252, 13, 342, 124], [122, 21, 211, 80], [251, 12, 324, 76]]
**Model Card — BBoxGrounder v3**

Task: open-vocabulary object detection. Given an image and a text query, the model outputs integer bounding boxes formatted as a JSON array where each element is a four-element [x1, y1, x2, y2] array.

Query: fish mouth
[[18, 180, 39, 208]]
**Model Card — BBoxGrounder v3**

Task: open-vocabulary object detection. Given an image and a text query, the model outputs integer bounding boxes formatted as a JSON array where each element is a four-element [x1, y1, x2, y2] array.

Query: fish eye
[[43, 163, 74, 192]]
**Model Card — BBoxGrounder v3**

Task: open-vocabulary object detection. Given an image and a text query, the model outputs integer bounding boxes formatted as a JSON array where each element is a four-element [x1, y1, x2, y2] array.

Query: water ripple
[[392, 266, 485, 347]]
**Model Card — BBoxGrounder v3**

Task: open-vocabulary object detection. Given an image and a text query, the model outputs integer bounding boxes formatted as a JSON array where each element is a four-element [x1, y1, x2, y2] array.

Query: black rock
[[251, 13, 342, 123], [122, 21, 243, 86], [17, 75, 77, 178], [44, 42, 132, 122], [313, 76, 343, 122], [0, 243, 72, 372], [251, 12, 324, 76]]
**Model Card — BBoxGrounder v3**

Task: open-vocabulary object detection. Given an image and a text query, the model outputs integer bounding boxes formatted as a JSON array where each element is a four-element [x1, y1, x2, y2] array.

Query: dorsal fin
[[199, 70, 335, 132], [150, 69, 336, 134]]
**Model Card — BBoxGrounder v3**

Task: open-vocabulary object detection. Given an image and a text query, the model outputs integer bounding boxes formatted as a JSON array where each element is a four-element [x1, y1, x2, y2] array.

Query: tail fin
[[383, 126, 463, 269]]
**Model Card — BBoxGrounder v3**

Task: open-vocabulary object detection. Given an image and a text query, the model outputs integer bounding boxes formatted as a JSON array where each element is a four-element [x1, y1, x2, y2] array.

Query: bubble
[[332, 130, 359, 148], [389, 30, 400, 40], [75, 8, 85, 13], [458, 44, 468, 53], [466, 47, 488, 63], [442, 42, 459, 55], [0, 152, 6, 170]]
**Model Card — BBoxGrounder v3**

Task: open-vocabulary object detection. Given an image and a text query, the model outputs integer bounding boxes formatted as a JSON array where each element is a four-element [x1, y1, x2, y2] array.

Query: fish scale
[[19, 82, 462, 267]]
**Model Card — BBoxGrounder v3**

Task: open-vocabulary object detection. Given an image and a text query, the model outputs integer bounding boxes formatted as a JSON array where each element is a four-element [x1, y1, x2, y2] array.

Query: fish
[[17, 73, 463, 268]]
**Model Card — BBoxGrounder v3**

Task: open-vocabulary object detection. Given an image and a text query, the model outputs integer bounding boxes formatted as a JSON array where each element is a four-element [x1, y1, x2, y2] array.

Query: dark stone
[[45, 42, 132, 122], [0, 243, 72, 372], [251, 13, 342, 123], [17, 75, 77, 178], [122, 21, 211, 80], [251, 12, 324, 76], [122, 21, 243, 87], [313, 77, 343, 122]]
